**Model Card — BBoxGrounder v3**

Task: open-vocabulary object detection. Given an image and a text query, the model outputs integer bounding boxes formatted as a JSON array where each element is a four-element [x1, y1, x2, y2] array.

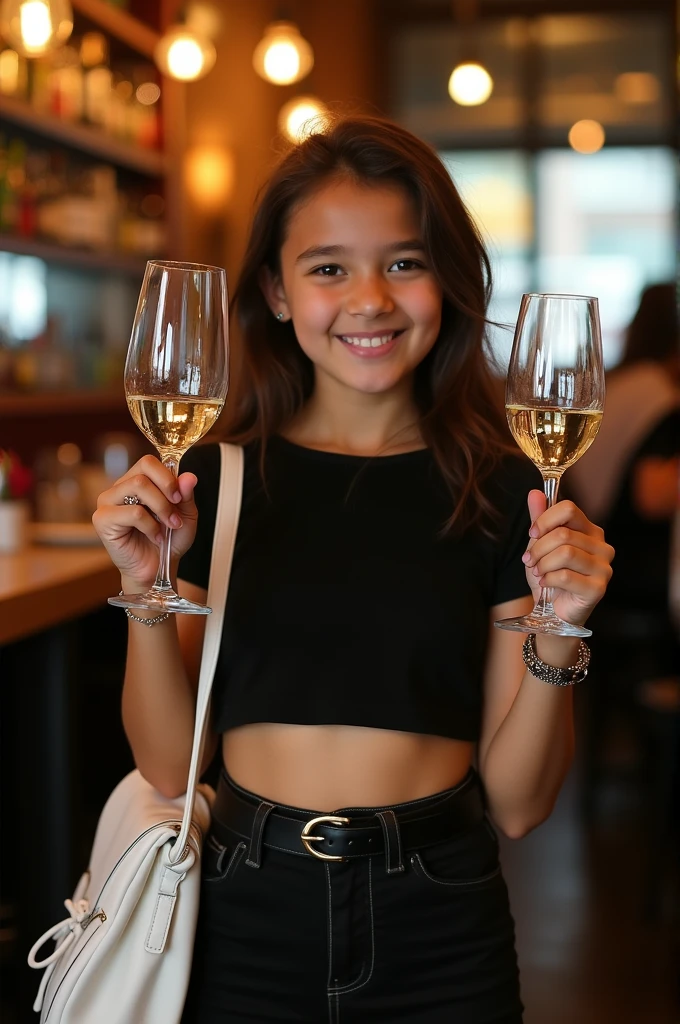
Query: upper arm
[[477, 595, 533, 772]]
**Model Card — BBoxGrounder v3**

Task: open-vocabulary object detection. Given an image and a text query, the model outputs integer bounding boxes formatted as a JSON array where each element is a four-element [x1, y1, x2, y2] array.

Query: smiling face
[[262, 176, 443, 399]]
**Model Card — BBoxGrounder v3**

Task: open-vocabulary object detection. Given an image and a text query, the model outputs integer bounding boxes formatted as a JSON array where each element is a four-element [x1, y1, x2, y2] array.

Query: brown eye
[[313, 264, 343, 277], [389, 259, 423, 272]]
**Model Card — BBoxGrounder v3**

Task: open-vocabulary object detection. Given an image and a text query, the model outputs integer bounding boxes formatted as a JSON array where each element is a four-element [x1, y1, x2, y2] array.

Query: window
[[442, 147, 675, 367]]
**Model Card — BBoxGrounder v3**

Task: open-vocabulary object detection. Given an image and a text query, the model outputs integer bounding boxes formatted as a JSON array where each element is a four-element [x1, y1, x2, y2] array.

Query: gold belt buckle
[[300, 815, 350, 862]]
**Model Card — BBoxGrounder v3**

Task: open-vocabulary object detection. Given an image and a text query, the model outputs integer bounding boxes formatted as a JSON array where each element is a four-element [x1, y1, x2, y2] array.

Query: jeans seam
[[411, 852, 501, 889], [325, 862, 333, 993], [328, 858, 375, 996], [203, 841, 246, 884]]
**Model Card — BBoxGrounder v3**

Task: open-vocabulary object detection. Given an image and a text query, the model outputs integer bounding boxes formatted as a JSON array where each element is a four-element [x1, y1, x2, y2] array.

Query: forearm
[[481, 635, 578, 838], [120, 575, 197, 797]]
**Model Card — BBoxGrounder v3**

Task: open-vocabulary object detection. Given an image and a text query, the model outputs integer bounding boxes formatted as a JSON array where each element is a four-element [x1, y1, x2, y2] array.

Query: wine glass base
[[108, 592, 212, 615], [494, 613, 592, 638]]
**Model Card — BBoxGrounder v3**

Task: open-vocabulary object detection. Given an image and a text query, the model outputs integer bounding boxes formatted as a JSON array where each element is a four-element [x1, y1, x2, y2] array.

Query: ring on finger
[[123, 495, 141, 506]]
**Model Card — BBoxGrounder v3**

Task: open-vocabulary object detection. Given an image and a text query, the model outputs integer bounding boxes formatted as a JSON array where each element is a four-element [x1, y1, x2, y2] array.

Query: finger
[[527, 489, 547, 526], [101, 475, 183, 530], [529, 499, 603, 541], [536, 567, 609, 602], [93, 504, 164, 546], [177, 472, 197, 504], [118, 455, 183, 504], [530, 544, 614, 582], [523, 527, 614, 568]]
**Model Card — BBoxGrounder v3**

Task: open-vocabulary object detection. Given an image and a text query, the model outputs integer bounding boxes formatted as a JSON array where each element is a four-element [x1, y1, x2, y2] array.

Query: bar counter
[[0, 538, 119, 646]]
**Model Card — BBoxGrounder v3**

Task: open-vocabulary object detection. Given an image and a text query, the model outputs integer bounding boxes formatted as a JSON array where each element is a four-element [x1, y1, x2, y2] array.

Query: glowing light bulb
[[253, 21, 313, 86], [0, 0, 73, 57], [278, 96, 329, 144], [448, 62, 493, 106], [154, 25, 216, 82], [264, 40, 300, 84], [568, 119, 605, 154]]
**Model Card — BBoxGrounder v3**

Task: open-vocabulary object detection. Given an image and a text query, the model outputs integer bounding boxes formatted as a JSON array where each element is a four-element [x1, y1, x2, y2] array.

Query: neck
[[284, 374, 423, 456]]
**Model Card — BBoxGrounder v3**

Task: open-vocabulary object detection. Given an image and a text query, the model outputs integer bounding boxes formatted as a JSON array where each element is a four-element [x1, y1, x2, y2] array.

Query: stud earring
[[276, 312, 284, 321]]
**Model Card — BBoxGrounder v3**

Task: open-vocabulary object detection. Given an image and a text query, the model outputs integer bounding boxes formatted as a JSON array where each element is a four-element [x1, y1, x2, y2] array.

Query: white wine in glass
[[108, 260, 229, 616], [496, 293, 605, 638]]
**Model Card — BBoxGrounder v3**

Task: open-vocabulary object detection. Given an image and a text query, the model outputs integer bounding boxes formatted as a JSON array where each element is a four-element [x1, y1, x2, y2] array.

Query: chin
[[343, 372, 408, 395]]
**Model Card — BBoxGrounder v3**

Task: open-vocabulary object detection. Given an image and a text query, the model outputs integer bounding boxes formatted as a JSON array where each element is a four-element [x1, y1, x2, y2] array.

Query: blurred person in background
[[568, 283, 679, 826], [569, 282, 679, 661]]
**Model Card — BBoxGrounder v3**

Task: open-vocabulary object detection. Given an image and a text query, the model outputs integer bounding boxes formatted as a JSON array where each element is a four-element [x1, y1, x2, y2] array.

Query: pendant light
[[0, 0, 72, 58], [448, 62, 493, 106], [154, 24, 216, 82], [253, 20, 313, 86], [447, 0, 493, 107], [278, 94, 328, 143]]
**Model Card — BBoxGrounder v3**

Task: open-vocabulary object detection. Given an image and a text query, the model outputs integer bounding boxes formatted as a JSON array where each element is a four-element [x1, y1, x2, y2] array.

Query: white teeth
[[340, 333, 396, 348]]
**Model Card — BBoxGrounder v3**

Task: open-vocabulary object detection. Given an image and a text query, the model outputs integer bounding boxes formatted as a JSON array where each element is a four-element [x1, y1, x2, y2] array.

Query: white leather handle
[[169, 442, 244, 864]]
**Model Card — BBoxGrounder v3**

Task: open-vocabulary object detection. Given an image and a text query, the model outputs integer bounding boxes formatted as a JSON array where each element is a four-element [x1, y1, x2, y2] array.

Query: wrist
[[120, 574, 153, 596], [534, 633, 580, 668]]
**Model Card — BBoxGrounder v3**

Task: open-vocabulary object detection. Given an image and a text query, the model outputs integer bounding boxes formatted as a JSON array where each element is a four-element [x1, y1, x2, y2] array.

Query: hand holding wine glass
[[107, 260, 229, 616], [496, 293, 605, 638]]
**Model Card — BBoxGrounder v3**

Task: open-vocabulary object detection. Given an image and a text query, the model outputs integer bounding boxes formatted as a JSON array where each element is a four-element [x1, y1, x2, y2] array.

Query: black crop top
[[178, 437, 538, 741]]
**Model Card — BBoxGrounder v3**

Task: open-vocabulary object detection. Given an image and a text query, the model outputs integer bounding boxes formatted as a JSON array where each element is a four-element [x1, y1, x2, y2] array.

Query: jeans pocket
[[202, 834, 247, 884], [410, 819, 502, 890]]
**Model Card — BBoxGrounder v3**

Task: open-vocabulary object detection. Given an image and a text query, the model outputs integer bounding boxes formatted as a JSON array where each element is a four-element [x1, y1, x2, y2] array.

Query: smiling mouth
[[338, 330, 404, 349]]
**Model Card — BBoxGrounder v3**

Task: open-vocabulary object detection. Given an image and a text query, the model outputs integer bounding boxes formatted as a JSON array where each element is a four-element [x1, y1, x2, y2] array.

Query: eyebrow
[[295, 240, 425, 264]]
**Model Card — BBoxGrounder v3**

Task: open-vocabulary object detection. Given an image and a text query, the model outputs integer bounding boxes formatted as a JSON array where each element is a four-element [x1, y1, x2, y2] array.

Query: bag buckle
[[300, 815, 350, 861]]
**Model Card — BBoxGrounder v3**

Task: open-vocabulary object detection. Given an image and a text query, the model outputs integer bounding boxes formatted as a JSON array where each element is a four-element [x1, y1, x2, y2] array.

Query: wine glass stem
[[537, 473, 561, 616], [152, 456, 178, 594]]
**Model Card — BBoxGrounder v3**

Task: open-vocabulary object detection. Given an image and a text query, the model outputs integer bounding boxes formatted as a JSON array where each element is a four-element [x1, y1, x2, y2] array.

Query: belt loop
[[376, 810, 404, 875], [245, 801, 275, 868]]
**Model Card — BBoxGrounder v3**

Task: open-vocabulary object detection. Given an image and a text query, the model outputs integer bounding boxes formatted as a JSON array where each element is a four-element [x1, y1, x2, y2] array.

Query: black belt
[[211, 769, 485, 874]]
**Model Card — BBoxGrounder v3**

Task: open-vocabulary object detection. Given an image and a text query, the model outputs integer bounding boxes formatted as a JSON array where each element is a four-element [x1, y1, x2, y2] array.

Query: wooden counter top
[[0, 541, 119, 645]]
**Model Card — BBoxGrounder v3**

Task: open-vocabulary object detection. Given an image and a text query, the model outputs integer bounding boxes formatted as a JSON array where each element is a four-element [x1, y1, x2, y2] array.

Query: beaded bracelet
[[119, 592, 170, 628], [522, 632, 590, 686]]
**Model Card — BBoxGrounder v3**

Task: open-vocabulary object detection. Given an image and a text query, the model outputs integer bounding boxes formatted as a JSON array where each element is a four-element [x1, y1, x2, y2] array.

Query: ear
[[259, 265, 290, 322]]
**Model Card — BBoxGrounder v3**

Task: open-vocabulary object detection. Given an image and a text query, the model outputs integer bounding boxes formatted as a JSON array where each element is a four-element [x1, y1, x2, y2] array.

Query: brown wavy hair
[[227, 115, 515, 534]]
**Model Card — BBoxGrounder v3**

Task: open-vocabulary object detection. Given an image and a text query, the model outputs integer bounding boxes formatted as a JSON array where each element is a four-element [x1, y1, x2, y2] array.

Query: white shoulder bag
[[27, 443, 244, 1023]]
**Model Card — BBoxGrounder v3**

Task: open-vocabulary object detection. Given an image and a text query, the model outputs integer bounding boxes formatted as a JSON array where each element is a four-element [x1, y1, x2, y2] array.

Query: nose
[[345, 273, 395, 319]]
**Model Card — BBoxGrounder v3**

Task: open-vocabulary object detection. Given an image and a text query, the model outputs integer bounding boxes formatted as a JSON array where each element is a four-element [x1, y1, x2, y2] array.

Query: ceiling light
[[253, 21, 313, 86], [568, 119, 605, 154], [154, 25, 216, 82], [278, 96, 329, 144], [0, 0, 72, 57], [448, 61, 493, 106]]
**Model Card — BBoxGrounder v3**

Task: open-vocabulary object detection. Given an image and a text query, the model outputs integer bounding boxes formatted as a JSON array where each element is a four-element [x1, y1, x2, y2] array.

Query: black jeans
[[182, 770, 523, 1023]]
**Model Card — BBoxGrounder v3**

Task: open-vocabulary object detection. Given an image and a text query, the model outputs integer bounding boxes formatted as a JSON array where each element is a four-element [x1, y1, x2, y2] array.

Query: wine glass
[[108, 260, 229, 616], [495, 293, 605, 638]]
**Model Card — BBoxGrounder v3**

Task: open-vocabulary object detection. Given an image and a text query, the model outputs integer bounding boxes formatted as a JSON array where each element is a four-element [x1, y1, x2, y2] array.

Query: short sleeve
[[177, 443, 221, 590], [491, 458, 541, 606]]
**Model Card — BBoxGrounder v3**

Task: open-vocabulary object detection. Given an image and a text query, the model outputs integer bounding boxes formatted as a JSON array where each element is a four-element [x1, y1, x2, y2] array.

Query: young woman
[[93, 116, 614, 1023]]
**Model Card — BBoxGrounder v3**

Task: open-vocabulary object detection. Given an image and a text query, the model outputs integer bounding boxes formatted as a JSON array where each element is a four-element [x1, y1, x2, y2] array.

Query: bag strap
[[169, 442, 244, 864]]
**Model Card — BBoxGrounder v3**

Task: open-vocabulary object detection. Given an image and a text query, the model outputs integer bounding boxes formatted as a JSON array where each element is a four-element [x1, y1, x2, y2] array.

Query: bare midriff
[[221, 723, 474, 811]]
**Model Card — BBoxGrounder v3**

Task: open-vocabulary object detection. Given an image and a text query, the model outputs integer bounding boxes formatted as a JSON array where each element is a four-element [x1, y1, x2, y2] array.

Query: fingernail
[[529, 526, 539, 538], [533, 567, 541, 577], [172, 490, 182, 503], [155, 532, 163, 544], [170, 513, 182, 528], [522, 551, 532, 564]]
